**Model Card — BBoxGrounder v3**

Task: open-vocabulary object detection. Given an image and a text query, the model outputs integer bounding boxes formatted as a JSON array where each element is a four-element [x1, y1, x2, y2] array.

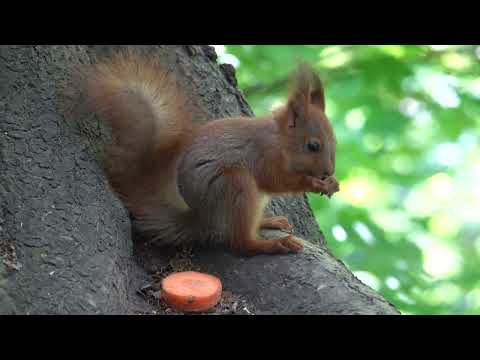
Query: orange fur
[[67, 50, 339, 256]]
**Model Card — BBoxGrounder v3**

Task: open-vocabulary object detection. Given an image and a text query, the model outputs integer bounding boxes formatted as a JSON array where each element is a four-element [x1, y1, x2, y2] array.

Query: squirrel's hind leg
[[222, 168, 304, 257]]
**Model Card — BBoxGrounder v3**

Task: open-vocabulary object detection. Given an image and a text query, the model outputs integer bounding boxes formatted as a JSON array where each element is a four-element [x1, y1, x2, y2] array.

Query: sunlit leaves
[[223, 45, 480, 315]]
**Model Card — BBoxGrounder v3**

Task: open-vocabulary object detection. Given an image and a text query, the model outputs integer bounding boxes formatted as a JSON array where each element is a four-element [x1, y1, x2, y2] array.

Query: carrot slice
[[161, 271, 222, 312]]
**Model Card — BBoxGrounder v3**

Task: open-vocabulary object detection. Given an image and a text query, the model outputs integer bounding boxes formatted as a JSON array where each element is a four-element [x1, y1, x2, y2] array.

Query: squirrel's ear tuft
[[308, 68, 325, 111], [288, 63, 325, 117]]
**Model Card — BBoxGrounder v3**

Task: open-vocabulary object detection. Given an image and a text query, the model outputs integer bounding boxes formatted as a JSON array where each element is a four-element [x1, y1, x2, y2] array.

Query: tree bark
[[0, 45, 399, 315]]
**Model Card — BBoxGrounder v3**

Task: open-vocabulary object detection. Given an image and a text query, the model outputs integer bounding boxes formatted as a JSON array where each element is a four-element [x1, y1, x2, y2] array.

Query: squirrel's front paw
[[307, 176, 328, 194], [323, 176, 340, 198], [307, 175, 339, 198]]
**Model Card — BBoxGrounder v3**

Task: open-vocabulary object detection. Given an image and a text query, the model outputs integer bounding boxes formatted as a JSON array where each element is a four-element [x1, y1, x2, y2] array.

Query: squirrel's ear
[[287, 93, 308, 129], [309, 69, 325, 112], [288, 63, 325, 113], [286, 63, 325, 128], [287, 64, 310, 128]]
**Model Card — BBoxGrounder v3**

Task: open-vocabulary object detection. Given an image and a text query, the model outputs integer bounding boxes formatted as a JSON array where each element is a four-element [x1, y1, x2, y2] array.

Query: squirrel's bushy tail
[[67, 48, 199, 246], [132, 205, 205, 247]]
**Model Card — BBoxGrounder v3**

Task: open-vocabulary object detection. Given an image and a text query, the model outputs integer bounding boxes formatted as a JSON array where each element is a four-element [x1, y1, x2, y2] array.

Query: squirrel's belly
[[258, 192, 271, 214]]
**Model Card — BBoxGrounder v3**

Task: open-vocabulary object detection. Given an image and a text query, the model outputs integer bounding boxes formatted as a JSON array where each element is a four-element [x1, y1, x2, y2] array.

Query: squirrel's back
[[176, 116, 276, 203]]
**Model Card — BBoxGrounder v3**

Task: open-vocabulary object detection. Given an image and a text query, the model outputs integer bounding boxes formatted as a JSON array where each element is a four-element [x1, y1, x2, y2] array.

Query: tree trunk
[[0, 45, 399, 315]]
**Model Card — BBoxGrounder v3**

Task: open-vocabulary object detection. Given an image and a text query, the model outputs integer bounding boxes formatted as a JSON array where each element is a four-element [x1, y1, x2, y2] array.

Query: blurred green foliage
[[218, 45, 480, 315]]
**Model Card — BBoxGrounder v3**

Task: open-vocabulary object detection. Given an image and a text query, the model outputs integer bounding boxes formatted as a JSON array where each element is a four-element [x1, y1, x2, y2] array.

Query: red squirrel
[[72, 49, 339, 256]]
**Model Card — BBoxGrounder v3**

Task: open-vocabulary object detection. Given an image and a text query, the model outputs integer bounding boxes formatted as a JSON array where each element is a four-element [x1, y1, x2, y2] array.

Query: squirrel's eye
[[306, 139, 321, 153]]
